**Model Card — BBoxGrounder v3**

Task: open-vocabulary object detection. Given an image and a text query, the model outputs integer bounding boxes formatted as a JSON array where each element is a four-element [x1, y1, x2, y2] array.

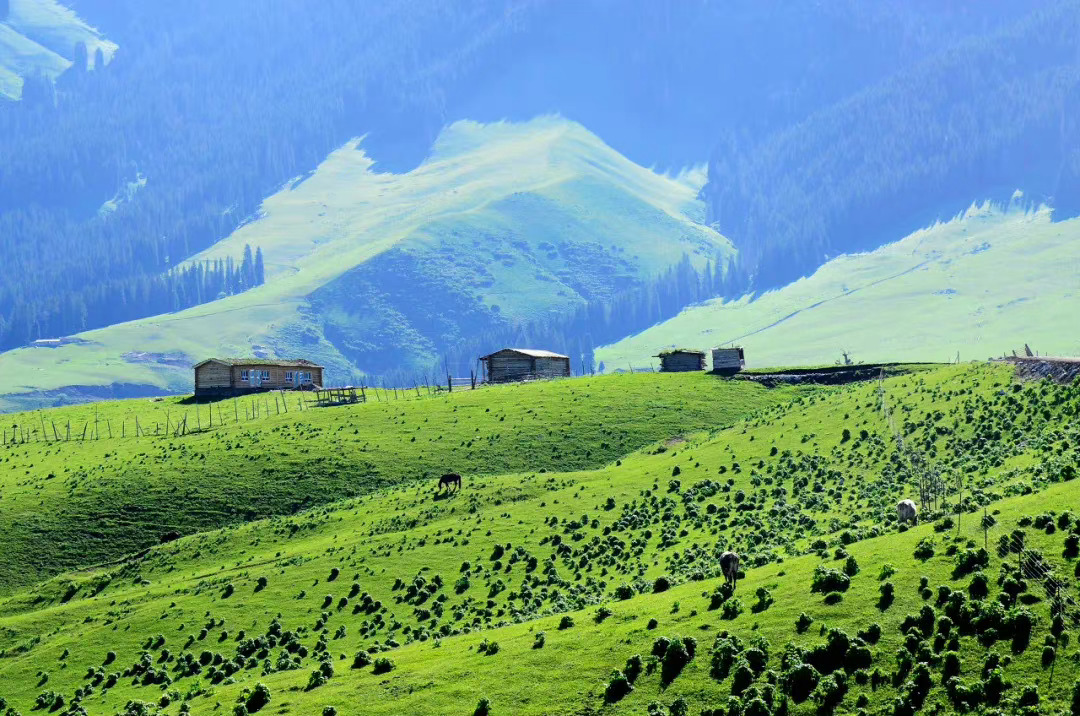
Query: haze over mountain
[[0, 0, 1077, 405]]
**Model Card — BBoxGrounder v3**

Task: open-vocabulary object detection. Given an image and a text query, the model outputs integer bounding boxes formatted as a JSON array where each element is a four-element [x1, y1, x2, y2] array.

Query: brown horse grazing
[[719, 551, 740, 591], [438, 473, 462, 492]]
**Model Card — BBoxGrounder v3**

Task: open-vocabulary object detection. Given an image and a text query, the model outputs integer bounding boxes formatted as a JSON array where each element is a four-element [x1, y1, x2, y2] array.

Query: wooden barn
[[656, 349, 706, 372], [480, 349, 571, 383], [712, 347, 746, 375], [194, 358, 324, 397]]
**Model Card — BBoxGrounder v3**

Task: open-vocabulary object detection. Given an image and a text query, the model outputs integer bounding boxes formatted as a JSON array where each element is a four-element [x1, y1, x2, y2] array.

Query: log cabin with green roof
[[193, 358, 323, 397]]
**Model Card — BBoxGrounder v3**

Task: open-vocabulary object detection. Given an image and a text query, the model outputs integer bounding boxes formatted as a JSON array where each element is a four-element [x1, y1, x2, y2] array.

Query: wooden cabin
[[712, 347, 746, 375], [480, 349, 571, 383], [656, 349, 706, 372], [194, 358, 324, 397]]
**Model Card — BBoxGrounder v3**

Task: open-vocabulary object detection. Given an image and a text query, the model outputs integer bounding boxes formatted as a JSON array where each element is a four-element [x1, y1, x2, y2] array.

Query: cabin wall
[[660, 354, 705, 372], [229, 365, 321, 389], [712, 349, 745, 374], [487, 355, 534, 382], [535, 357, 570, 377], [195, 363, 232, 389]]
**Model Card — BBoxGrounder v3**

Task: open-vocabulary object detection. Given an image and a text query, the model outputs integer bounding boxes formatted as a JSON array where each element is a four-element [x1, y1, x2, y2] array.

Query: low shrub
[[811, 566, 850, 594], [605, 670, 633, 703]]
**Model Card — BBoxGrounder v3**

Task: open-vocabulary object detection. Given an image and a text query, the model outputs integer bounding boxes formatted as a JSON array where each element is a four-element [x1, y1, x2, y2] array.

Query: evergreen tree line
[[0, 246, 264, 346], [0, 0, 535, 353], [428, 252, 749, 384], [703, 3, 1080, 291]]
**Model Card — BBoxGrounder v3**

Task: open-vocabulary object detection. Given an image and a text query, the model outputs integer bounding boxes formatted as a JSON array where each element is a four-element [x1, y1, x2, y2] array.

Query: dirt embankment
[[999, 356, 1080, 384], [732, 363, 920, 387]]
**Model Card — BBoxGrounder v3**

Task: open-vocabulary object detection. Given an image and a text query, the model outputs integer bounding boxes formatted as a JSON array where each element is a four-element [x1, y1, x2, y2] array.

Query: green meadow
[[600, 203, 1080, 370], [0, 373, 787, 591], [0, 363, 1078, 715], [0, 117, 731, 411]]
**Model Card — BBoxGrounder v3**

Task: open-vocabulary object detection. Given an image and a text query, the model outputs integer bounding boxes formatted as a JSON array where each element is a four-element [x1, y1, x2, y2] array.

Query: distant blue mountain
[[0, 0, 1068, 379]]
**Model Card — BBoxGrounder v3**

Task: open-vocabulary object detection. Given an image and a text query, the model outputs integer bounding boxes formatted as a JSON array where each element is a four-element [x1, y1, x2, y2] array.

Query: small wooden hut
[[711, 347, 746, 375], [656, 349, 706, 372], [194, 358, 323, 397], [480, 349, 571, 383]]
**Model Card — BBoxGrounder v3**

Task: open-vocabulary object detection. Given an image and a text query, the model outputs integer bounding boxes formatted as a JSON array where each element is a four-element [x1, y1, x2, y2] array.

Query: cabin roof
[[480, 348, 569, 360], [194, 358, 324, 369], [655, 349, 706, 357]]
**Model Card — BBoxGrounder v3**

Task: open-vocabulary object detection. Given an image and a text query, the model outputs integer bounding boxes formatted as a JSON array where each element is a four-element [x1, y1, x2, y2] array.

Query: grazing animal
[[719, 551, 740, 590], [896, 499, 918, 524], [438, 473, 462, 492]]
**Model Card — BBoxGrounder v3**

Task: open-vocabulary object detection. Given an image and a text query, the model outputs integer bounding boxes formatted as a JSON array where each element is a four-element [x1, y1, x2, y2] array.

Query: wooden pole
[[52, 421, 60, 441], [39, 414, 48, 443], [281, 390, 288, 413], [447, 374, 452, 393], [234, 398, 239, 422], [107, 420, 112, 439], [67, 420, 71, 441]]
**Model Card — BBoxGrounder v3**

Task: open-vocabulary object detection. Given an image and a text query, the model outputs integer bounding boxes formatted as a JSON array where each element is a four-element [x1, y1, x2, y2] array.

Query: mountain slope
[[0, 117, 731, 409], [0, 364, 1077, 714], [0, 0, 114, 100], [598, 202, 1080, 370]]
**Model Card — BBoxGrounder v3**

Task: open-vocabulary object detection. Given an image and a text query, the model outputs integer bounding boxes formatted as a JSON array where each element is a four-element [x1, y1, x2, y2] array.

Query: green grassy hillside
[[599, 203, 1080, 371], [0, 117, 731, 412], [0, 363, 1077, 715], [0, 373, 788, 592], [0, 0, 115, 100]]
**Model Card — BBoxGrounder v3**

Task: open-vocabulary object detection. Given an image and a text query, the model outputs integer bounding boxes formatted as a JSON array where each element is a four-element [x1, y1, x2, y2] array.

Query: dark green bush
[[811, 566, 850, 594], [604, 670, 633, 702], [732, 660, 755, 694], [784, 662, 820, 703], [245, 683, 271, 713]]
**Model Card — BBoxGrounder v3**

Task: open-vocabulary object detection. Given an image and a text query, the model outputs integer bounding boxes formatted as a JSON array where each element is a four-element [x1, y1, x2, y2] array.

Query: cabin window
[[261, 370, 271, 380], [240, 369, 249, 381], [285, 371, 294, 381]]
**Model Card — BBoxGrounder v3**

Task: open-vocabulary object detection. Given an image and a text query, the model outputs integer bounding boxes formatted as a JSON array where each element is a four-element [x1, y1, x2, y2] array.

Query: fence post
[[447, 374, 452, 393], [470, 370, 476, 389]]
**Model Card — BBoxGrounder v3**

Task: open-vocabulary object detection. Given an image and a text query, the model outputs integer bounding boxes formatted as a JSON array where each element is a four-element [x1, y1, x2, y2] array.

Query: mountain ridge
[[0, 116, 731, 411]]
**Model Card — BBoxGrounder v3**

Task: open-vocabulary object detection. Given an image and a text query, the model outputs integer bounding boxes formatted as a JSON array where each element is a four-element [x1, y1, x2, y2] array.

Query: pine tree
[[73, 42, 89, 73], [241, 244, 254, 288], [254, 247, 265, 285]]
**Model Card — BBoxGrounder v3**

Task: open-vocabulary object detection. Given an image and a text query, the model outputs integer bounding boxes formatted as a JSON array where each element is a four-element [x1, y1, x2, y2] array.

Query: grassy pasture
[[600, 203, 1080, 371], [0, 364, 1077, 714], [0, 372, 791, 592]]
